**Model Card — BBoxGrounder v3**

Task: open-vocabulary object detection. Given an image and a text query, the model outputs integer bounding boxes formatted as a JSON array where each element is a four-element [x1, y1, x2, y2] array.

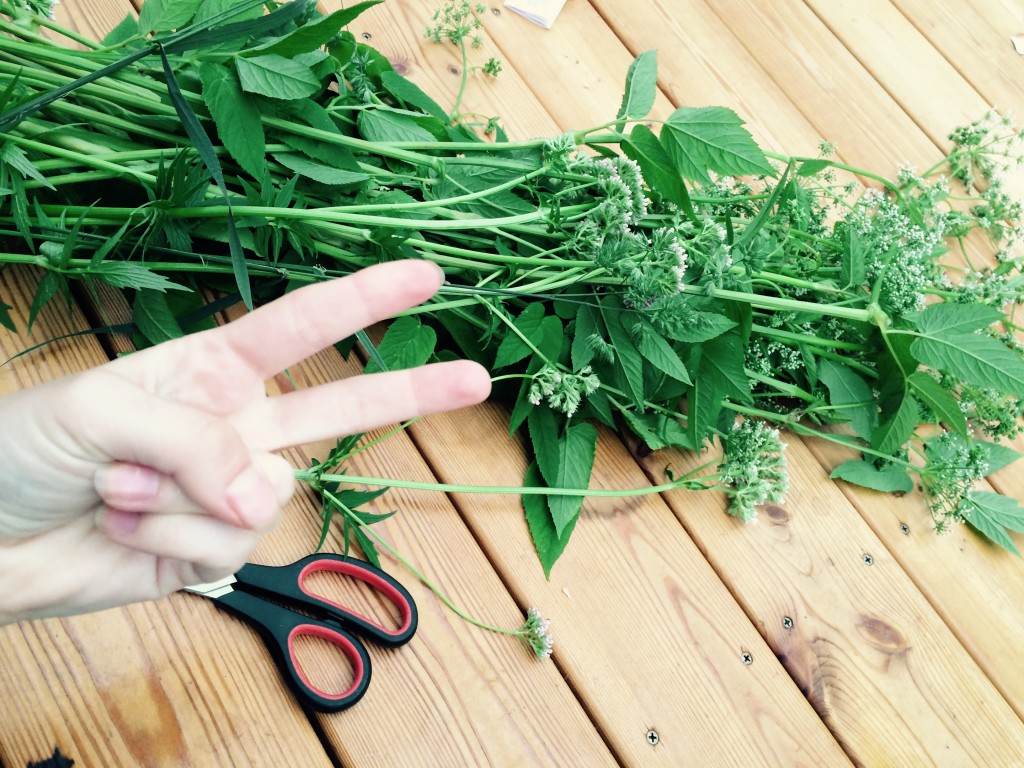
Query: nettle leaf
[[273, 153, 371, 186], [571, 303, 599, 371], [623, 124, 690, 211], [687, 331, 750, 448], [830, 459, 914, 494], [133, 288, 185, 345], [248, 1, 383, 57], [911, 302, 1003, 336], [911, 331, 1024, 397], [634, 320, 691, 384], [494, 302, 545, 369], [381, 70, 447, 119], [138, 0, 203, 32], [522, 461, 577, 578], [363, 315, 436, 373], [818, 359, 876, 441], [975, 440, 1023, 476], [621, 409, 692, 451], [660, 105, 773, 185], [871, 392, 920, 456], [907, 371, 967, 438], [616, 49, 658, 128], [357, 108, 437, 144], [235, 55, 321, 100], [88, 262, 190, 293], [659, 310, 736, 343], [198, 62, 266, 179], [963, 491, 1024, 555], [602, 301, 645, 408], [433, 164, 535, 216], [529, 407, 597, 536]]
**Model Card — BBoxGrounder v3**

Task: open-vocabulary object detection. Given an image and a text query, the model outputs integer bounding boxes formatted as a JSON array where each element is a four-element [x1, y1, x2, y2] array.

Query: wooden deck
[[2, 0, 1023, 765]]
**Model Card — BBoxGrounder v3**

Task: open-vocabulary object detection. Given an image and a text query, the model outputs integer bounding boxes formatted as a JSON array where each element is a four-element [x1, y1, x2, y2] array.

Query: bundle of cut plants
[[2, 0, 1023, 575]]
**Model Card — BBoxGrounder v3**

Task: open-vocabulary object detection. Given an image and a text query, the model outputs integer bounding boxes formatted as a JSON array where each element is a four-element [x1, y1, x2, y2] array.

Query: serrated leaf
[[0, 142, 52, 188], [363, 316, 435, 373], [494, 303, 545, 369], [975, 441, 1023, 476], [908, 371, 967, 438], [522, 461, 577, 578], [139, 0, 203, 32], [273, 153, 371, 186], [962, 492, 1022, 555], [616, 50, 658, 128], [830, 459, 914, 494], [357, 108, 437, 144], [686, 331, 750, 448], [101, 13, 140, 46], [796, 158, 831, 177], [911, 302, 1003, 336], [572, 303, 599, 371], [871, 392, 920, 456], [235, 54, 321, 100], [602, 301, 645, 408], [620, 409, 692, 451], [247, 1, 382, 57], [634, 321, 691, 384], [528, 406, 561, 494], [27, 272, 60, 332], [199, 62, 266, 180], [546, 420, 598, 536], [88, 262, 190, 292], [0, 299, 16, 333], [432, 164, 535, 215], [133, 288, 185, 345], [912, 332, 1024, 397], [818, 359, 876, 441], [381, 70, 447, 119], [659, 310, 736, 343], [194, 0, 263, 26], [623, 123, 690, 212], [840, 225, 866, 288], [660, 105, 773, 185]]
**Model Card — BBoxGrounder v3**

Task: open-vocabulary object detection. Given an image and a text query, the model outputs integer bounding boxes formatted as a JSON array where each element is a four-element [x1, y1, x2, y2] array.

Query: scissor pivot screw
[[646, 729, 660, 746], [741, 651, 753, 665], [782, 616, 794, 630]]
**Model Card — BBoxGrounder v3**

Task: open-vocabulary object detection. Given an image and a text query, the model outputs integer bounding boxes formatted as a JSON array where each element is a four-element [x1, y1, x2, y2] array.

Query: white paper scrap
[[1013, 34, 1024, 55], [503, 0, 568, 29]]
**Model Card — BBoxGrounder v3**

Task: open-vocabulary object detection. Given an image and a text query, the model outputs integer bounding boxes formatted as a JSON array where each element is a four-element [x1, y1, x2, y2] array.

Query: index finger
[[221, 260, 444, 379]]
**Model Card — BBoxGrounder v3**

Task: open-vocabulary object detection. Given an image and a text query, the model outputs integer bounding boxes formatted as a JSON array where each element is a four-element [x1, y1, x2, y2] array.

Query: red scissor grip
[[287, 623, 370, 706]]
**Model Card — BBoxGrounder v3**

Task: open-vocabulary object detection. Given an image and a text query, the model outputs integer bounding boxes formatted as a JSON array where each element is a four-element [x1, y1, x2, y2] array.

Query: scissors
[[184, 553, 417, 713]]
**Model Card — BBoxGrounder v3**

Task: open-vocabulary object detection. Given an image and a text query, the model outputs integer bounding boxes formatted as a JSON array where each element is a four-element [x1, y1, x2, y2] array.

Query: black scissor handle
[[235, 554, 418, 648], [214, 589, 372, 713]]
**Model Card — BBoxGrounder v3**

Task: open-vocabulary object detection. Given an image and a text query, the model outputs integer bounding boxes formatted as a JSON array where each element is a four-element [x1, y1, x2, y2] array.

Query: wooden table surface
[[2, 1, 1024, 766]]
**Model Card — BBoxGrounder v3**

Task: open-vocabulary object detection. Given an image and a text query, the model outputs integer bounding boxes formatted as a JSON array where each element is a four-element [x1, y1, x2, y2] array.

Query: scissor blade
[[183, 575, 238, 599]]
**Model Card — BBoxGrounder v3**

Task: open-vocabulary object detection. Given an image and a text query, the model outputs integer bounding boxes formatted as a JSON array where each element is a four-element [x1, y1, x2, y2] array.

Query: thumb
[[55, 370, 278, 528]]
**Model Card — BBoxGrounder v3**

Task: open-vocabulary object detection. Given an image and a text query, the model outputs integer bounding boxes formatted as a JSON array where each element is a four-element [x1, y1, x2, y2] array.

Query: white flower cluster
[[717, 419, 789, 523], [520, 608, 554, 660], [528, 364, 601, 418]]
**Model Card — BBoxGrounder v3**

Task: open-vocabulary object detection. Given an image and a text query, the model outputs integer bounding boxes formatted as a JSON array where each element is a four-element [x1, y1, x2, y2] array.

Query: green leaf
[[796, 158, 831, 177], [870, 392, 920, 456], [249, 1, 383, 57], [139, 0, 203, 32], [522, 461, 577, 578], [840, 225, 866, 288], [235, 55, 321, 100], [357, 108, 437, 144], [88, 262, 190, 293], [830, 459, 914, 494], [193, 0, 262, 26], [623, 123, 691, 212], [659, 310, 736, 343], [199, 62, 266, 180], [432, 164, 535, 215], [912, 332, 1024, 397], [962, 492, 1023, 555], [634, 321, 691, 384], [133, 288, 185, 345], [974, 440, 1023, 476], [817, 359, 876, 441], [688, 331, 751, 448], [273, 153, 371, 186], [493, 303, 545, 369], [660, 105, 773, 185], [0, 142, 53, 188], [572, 303, 599, 371], [616, 50, 658, 128], [620, 409, 692, 451], [601, 300, 645, 408], [907, 371, 967, 438], [911, 302, 1003, 336], [0, 299, 16, 333], [531, 414, 598, 536], [101, 13, 140, 46], [381, 70, 447, 119], [363, 316, 436, 373], [27, 272, 60, 332]]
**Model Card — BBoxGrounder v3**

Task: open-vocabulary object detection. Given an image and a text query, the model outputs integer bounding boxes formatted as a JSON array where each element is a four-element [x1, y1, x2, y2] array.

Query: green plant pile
[[2, 0, 1023, 575]]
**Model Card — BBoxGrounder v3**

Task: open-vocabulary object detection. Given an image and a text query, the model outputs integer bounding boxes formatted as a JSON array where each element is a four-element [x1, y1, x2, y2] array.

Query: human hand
[[0, 260, 490, 624]]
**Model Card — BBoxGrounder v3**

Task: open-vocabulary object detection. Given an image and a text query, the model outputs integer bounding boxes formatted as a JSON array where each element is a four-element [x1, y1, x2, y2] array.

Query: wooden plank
[[411, 405, 852, 767], [0, 267, 334, 767]]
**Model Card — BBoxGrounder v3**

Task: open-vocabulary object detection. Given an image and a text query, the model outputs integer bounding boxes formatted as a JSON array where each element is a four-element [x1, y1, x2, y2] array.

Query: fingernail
[[226, 465, 276, 528], [94, 464, 160, 504], [104, 509, 141, 537]]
